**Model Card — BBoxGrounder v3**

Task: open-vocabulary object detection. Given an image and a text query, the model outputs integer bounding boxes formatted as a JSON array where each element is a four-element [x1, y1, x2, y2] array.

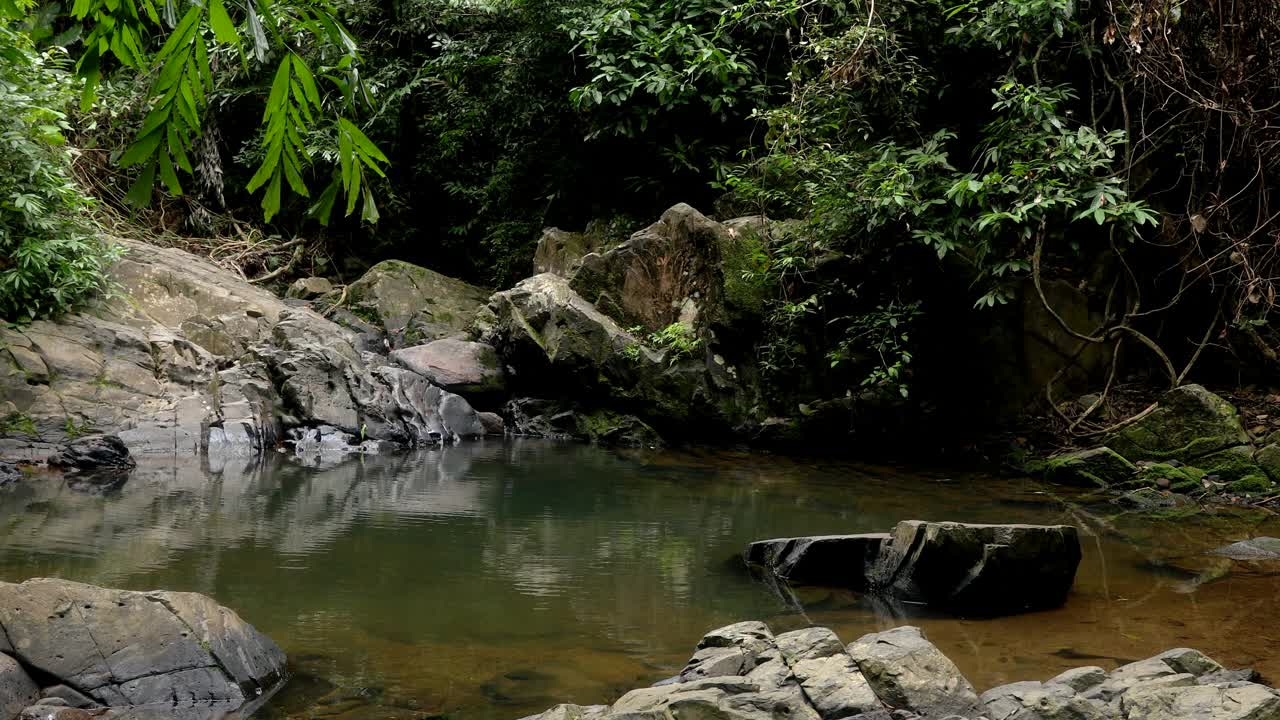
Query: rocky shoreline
[[521, 621, 1276, 720]]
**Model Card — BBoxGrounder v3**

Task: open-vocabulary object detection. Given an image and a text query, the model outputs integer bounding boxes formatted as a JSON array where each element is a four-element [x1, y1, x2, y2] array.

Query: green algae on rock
[[1105, 385, 1249, 463], [1044, 447, 1136, 488]]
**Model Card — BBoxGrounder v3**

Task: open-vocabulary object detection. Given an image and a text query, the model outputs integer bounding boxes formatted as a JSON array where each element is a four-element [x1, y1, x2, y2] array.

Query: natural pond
[[0, 440, 1278, 719]]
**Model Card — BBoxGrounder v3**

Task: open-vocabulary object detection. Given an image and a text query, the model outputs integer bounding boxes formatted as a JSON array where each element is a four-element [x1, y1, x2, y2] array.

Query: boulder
[[481, 273, 751, 438], [1257, 443, 1280, 481], [477, 411, 505, 436], [502, 398, 662, 446], [773, 628, 882, 718], [1195, 445, 1266, 483], [0, 653, 39, 719], [341, 259, 488, 348], [1043, 447, 1136, 488], [285, 277, 333, 300], [747, 521, 1081, 615], [845, 626, 978, 718], [869, 521, 1081, 615], [1120, 683, 1280, 720], [568, 204, 728, 332], [980, 681, 1111, 720], [0, 578, 285, 715], [1104, 385, 1250, 463], [390, 339, 505, 395], [744, 534, 888, 590], [47, 435, 135, 472], [534, 228, 613, 278]]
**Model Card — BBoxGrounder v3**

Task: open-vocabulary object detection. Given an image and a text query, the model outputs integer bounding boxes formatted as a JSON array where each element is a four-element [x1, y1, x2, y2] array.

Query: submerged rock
[[47, 435, 135, 472], [1104, 385, 1250, 463], [1211, 537, 1280, 560], [0, 461, 21, 486], [0, 578, 285, 717], [746, 521, 1081, 616]]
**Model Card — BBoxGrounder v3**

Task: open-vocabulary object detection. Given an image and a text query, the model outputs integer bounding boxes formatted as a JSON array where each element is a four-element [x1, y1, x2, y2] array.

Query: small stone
[[286, 276, 334, 300]]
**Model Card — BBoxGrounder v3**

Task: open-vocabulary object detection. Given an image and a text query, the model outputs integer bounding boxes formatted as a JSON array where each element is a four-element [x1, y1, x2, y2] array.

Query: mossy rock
[[343, 260, 489, 348], [1129, 463, 1206, 494], [1044, 447, 1136, 488], [1227, 474, 1275, 495], [1196, 445, 1264, 483], [1105, 384, 1249, 463], [1256, 443, 1280, 482], [574, 409, 663, 447]]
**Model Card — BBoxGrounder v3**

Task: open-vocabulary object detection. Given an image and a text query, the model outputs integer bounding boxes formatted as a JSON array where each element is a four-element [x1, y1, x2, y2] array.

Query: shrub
[[0, 25, 116, 323]]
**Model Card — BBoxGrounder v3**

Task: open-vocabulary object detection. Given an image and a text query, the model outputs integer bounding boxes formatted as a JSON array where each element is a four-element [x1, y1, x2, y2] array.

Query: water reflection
[[0, 441, 1276, 720]]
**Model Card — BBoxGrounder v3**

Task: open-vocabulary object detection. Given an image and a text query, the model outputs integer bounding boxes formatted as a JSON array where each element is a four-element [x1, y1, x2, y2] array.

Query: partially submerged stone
[[1105, 384, 1250, 463], [1211, 537, 1280, 560], [0, 578, 285, 716], [744, 534, 888, 590]]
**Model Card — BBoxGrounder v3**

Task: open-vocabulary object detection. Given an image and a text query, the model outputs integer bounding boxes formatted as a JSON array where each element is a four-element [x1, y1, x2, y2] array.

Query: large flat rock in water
[[746, 521, 1081, 615], [0, 578, 285, 717]]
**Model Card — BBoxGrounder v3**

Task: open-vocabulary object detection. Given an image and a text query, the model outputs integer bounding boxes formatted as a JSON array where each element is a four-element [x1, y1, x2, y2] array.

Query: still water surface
[[0, 440, 1278, 719]]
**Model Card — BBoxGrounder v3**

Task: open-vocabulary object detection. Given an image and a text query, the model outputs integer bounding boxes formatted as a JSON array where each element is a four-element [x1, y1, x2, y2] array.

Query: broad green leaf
[[209, 0, 240, 45], [126, 162, 157, 207]]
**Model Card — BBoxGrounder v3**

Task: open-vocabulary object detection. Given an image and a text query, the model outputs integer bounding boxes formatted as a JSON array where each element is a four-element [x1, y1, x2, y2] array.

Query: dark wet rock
[[1043, 447, 1136, 488], [502, 398, 662, 446], [744, 534, 888, 590], [0, 578, 284, 716], [1104, 384, 1250, 463], [1112, 487, 1196, 511], [748, 521, 1080, 615], [1211, 537, 1280, 560], [0, 653, 39, 719], [846, 626, 978, 719], [47, 435, 135, 472], [286, 426, 394, 459], [285, 277, 334, 300], [0, 461, 21, 486], [339, 259, 489, 349], [390, 339, 505, 395]]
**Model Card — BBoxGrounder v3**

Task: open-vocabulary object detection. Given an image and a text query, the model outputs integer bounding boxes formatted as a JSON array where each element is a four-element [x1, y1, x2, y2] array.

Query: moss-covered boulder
[[1044, 447, 1136, 488], [340, 260, 489, 348], [1256, 443, 1280, 482], [1134, 463, 1206, 493], [1227, 474, 1275, 495], [1104, 384, 1250, 462], [1195, 445, 1265, 483]]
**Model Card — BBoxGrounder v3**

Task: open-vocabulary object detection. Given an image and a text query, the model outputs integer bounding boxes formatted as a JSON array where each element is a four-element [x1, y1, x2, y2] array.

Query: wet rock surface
[[0, 578, 285, 720], [522, 622, 1275, 720], [746, 521, 1081, 615]]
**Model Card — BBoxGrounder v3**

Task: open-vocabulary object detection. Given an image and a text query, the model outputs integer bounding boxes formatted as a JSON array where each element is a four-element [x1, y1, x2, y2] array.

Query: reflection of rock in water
[[479, 668, 558, 706]]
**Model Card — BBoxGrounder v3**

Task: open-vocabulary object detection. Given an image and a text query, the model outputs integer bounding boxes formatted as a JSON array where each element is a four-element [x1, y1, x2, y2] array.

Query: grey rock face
[[0, 239, 491, 461], [846, 626, 979, 719], [745, 521, 1081, 616], [285, 276, 334, 300], [1120, 683, 1280, 720], [0, 578, 284, 717], [980, 680, 1112, 720], [0, 653, 39, 719], [339, 260, 489, 349]]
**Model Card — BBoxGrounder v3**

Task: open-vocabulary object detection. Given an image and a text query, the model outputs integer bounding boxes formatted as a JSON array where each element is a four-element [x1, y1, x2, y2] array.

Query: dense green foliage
[[0, 20, 115, 322], [2, 0, 1278, 431]]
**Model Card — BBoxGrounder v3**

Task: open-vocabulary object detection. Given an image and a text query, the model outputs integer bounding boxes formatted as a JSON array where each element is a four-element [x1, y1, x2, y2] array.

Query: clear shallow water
[[0, 440, 1278, 719]]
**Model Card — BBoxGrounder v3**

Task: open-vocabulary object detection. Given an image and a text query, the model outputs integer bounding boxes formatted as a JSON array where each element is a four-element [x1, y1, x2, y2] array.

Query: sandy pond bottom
[[0, 440, 1277, 719]]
